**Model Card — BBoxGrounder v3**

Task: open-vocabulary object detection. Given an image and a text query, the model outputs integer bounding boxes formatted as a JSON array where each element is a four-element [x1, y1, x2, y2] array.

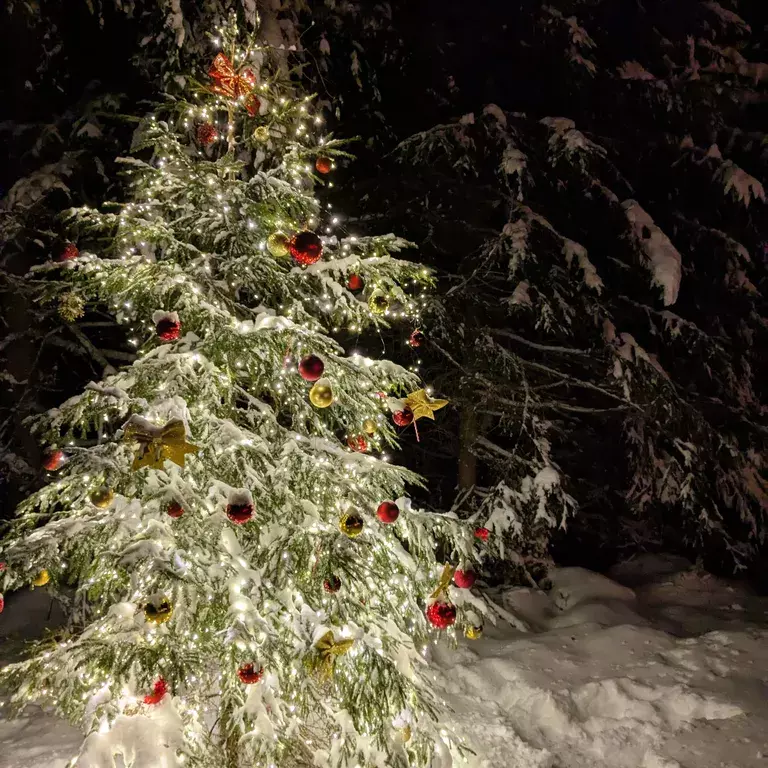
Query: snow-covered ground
[[2, 556, 768, 767]]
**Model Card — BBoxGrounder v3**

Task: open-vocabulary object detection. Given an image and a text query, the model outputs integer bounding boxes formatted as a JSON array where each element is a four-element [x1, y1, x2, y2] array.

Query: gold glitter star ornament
[[403, 389, 449, 421], [122, 416, 200, 471], [309, 630, 355, 679]]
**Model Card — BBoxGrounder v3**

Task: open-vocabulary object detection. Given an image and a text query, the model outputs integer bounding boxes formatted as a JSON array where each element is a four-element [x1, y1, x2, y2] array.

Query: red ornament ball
[[425, 601, 457, 629], [453, 569, 476, 589], [376, 501, 400, 524], [474, 527, 490, 542], [347, 274, 364, 291], [167, 501, 184, 519], [237, 663, 264, 684], [289, 231, 323, 265], [323, 575, 342, 593], [197, 123, 218, 147], [59, 243, 79, 262], [0, 594, 4, 614], [0, 562, 6, 572], [298, 354, 325, 382], [227, 503, 254, 525], [42, 449, 66, 472], [156, 317, 181, 341], [409, 329, 425, 348], [143, 677, 167, 706], [347, 434, 368, 453], [315, 156, 332, 174], [393, 408, 414, 427]]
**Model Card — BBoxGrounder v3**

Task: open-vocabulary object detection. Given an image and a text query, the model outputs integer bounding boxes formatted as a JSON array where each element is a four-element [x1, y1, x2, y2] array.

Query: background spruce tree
[[347, 0, 768, 577]]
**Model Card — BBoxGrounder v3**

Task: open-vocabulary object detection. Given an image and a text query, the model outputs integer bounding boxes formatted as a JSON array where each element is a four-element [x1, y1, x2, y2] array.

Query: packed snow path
[[2, 557, 768, 767]]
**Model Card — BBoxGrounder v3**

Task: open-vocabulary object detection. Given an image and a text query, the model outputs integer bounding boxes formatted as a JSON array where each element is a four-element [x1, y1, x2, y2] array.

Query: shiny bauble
[[347, 274, 364, 291], [59, 243, 79, 262], [474, 527, 490, 542], [156, 317, 181, 341], [464, 625, 483, 640], [196, 123, 218, 147], [226, 502, 254, 525], [167, 501, 184, 519], [368, 290, 390, 315], [309, 379, 334, 408], [42, 449, 66, 471], [425, 601, 457, 629], [252, 125, 270, 143], [453, 569, 476, 589], [346, 434, 368, 453], [298, 354, 325, 382], [58, 292, 85, 322], [339, 513, 364, 538], [393, 408, 414, 427], [267, 232, 290, 258], [362, 418, 378, 435], [315, 156, 332, 174], [290, 231, 323, 265], [376, 501, 400, 524], [237, 663, 264, 684], [90, 487, 115, 509], [144, 598, 173, 625], [32, 569, 50, 587], [409, 329, 425, 348], [323, 575, 342, 593], [0, 594, 4, 614]]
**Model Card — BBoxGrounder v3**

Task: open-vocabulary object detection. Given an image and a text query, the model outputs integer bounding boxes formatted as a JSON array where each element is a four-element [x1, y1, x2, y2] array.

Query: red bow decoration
[[209, 53, 260, 116]]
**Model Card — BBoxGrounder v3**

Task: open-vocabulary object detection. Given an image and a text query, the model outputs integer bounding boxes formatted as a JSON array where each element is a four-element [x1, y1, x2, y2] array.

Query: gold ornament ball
[[32, 569, 50, 587], [90, 487, 115, 509], [464, 625, 483, 640], [252, 125, 270, 143], [399, 725, 412, 743], [362, 418, 378, 435], [368, 290, 390, 315], [267, 232, 291, 258], [145, 598, 174, 625], [339, 513, 364, 537], [58, 293, 85, 322], [309, 380, 334, 409]]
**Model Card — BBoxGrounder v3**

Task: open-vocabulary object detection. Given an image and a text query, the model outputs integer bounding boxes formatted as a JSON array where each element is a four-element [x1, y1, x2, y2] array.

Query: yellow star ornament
[[403, 389, 449, 421], [312, 631, 355, 679], [122, 416, 200, 471]]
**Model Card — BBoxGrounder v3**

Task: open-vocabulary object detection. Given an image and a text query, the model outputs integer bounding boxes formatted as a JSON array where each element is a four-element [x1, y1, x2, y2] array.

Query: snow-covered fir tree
[[349, 0, 768, 577], [0, 18, 490, 768]]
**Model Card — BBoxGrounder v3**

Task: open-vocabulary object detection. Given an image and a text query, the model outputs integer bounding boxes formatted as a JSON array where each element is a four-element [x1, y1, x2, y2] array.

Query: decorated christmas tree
[[0, 18, 488, 768]]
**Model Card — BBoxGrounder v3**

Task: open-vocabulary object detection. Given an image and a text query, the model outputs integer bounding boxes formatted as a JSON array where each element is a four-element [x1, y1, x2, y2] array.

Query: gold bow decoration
[[404, 389, 449, 422], [209, 53, 260, 116], [123, 417, 200, 471], [430, 564, 455, 600], [310, 630, 354, 680]]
